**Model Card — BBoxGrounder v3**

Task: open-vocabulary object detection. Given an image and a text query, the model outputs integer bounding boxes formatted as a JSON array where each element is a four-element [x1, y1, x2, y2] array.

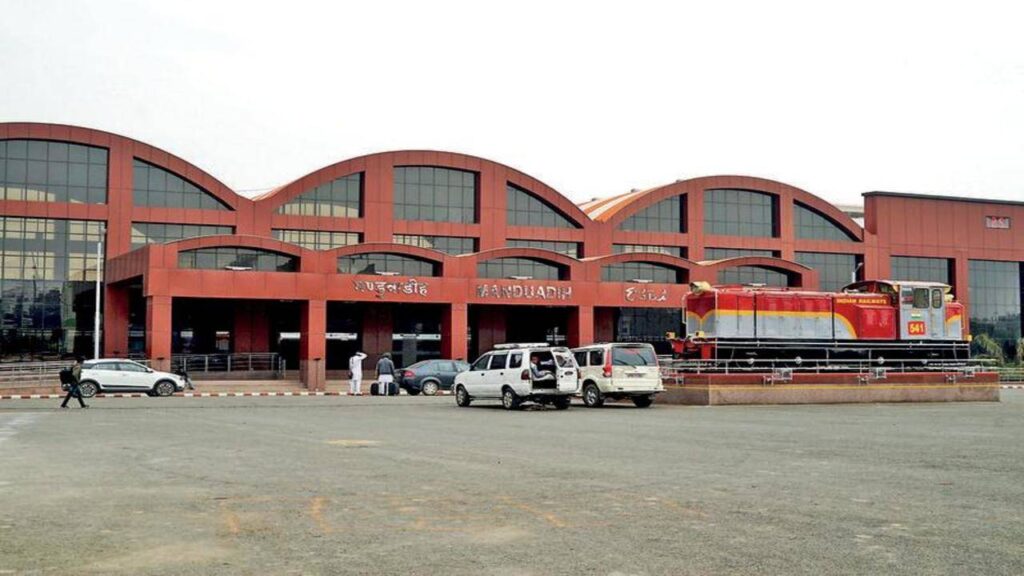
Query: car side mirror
[[147, 368, 154, 373]]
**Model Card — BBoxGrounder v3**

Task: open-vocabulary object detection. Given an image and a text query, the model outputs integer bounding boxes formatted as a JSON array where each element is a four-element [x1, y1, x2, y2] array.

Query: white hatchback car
[[78, 359, 191, 397], [572, 343, 663, 408], [454, 343, 579, 410]]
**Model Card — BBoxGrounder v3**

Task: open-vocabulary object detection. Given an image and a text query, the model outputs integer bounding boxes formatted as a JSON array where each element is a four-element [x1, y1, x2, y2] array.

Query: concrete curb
[[0, 390, 454, 400]]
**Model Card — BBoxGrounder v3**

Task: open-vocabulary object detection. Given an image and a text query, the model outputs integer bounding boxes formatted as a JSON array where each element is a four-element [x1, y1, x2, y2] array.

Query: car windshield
[[612, 346, 657, 366]]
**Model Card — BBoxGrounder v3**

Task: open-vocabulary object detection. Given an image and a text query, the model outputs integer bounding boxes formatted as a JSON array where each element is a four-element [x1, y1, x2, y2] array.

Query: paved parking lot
[[2, 392, 1023, 575]]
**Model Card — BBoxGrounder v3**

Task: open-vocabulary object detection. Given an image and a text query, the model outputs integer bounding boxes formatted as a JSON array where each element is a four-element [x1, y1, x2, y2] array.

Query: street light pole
[[93, 226, 105, 360]]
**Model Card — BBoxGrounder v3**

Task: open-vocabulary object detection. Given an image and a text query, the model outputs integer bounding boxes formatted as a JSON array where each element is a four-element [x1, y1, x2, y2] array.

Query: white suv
[[572, 343, 663, 408], [78, 359, 191, 397], [454, 343, 579, 410]]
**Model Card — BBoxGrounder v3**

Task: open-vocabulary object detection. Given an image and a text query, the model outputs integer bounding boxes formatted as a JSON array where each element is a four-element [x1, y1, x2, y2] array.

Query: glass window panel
[[392, 234, 476, 255], [178, 247, 298, 272], [337, 253, 438, 276], [506, 239, 580, 258], [131, 158, 229, 211], [618, 195, 685, 233], [704, 189, 776, 237], [130, 223, 234, 248], [968, 259, 1022, 358], [612, 244, 685, 257], [601, 262, 681, 283], [891, 256, 952, 286], [506, 184, 578, 228], [393, 166, 477, 223], [795, 251, 860, 292], [794, 203, 856, 241], [0, 216, 106, 357], [476, 257, 565, 280], [271, 229, 360, 250]]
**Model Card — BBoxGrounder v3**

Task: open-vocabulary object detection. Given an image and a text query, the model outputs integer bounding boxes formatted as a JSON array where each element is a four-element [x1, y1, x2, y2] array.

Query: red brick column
[[299, 300, 327, 390], [568, 305, 594, 347], [145, 295, 173, 371], [442, 303, 469, 361], [103, 283, 130, 357]]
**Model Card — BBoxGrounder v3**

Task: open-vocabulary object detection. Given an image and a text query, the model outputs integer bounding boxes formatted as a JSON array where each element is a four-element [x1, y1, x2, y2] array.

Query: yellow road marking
[[309, 496, 333, 533], [325, 439, 380, 447]]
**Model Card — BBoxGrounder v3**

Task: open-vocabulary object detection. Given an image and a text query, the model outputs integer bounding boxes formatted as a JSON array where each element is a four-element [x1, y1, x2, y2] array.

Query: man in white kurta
[[348, 351, 367, 395]]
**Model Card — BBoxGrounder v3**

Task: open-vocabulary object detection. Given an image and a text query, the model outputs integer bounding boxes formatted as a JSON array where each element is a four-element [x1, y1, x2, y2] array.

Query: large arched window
[[477, 257, 566, 281], [277, 173, 362, 217], [393, 166, 477, 223], [1, 139, 107, 204], [337, 253, 439, 276], [795, 251, 859, 292], [506, 184, 578, 228], [133, 159, 230, 210], [704, 189, 776, 237], [178, 247, 297, 272], [794, 203, 856, 241], [619, 195, 685, 233], [601, 262, 683, 283], [705, 247, 787, 286]]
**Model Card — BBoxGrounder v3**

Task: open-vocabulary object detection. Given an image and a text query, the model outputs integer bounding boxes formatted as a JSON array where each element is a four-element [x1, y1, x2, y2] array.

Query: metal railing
[[996, 367, 1024, 383], [0, 360, 66, 385], [169, 353, 285, 375]]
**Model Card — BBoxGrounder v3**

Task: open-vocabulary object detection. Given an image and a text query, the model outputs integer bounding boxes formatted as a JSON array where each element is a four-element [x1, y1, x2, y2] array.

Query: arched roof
[[169, 234, 308, 258], [257, 150, 592, 228], [0, 122, 247, 211], [584, 175, 864, 240]]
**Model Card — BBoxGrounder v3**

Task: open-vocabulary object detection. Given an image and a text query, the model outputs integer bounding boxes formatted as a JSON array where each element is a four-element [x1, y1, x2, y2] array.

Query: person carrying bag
[[376, 353, 396, 396], [59, 356, 88, 409]]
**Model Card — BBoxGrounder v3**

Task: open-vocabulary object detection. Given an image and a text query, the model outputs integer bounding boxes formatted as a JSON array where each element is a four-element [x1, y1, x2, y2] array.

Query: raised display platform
[[659, 371, 1000, 405]]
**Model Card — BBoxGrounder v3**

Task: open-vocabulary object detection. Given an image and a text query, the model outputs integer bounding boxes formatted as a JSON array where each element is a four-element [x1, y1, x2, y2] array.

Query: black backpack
[[59, 367, 75, 385]]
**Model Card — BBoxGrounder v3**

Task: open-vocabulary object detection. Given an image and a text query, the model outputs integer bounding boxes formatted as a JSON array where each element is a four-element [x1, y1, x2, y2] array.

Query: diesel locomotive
[[672, 280, 970, 366]]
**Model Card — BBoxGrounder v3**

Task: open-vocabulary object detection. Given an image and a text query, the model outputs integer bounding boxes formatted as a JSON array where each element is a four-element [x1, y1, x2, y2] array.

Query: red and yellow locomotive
[[673, 280, 969, 366]]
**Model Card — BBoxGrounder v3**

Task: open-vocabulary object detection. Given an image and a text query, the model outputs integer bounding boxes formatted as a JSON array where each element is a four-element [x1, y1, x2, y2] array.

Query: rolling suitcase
[[370, 381, 399, 396]]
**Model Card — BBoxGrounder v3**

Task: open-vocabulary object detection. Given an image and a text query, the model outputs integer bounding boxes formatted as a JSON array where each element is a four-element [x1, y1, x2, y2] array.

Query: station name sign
[[625, 286, 668, 302], [475, 283, 572, 301], [353, 278, 429, 299], [985, 216, 1011, 229]]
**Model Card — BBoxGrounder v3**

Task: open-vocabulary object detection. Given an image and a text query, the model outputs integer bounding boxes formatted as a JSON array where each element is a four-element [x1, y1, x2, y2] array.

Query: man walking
[[348, 351, 367, 395], [376, 352, 396, 396], [60, 356, 88, 409]]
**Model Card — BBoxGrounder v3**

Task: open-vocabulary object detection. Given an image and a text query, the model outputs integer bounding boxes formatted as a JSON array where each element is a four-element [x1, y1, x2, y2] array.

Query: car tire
[[78, 380, 99, 398], [632, 395, 654, 408], [582, 383, 604, 408], [501, 387, 521, 411], [455, 385, 472, 407], [421, 380, 439, 396], [553, 396, 571, 410], [154, 380, 176, 397], [406, 388, 421, 396]]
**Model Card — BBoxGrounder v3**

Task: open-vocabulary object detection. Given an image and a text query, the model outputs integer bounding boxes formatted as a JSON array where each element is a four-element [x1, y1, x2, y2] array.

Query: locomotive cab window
[[931, 288, 943, 309], [913, 288, 930, 309]]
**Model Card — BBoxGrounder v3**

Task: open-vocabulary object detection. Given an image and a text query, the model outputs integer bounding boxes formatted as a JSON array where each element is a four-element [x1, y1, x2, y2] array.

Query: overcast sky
[[2, 1, 1022, 206]]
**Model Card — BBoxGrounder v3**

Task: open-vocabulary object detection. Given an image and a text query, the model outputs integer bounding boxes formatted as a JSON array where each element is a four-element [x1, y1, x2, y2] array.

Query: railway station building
[[1, 123, 1022, 386]]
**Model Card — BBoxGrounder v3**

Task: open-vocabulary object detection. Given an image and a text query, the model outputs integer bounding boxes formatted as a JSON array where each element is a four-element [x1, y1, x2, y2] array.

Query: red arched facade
[[4, 122, 1024, 386]]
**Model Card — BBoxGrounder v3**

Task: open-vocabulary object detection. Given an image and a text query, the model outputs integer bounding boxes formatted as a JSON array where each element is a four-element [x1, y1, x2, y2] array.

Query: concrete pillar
[[145, 295, 172, 371], [299, 300, 327, 390], [442, 303, 469, 361], [568, 306, 594, 347], [103, 283, 130, 357]]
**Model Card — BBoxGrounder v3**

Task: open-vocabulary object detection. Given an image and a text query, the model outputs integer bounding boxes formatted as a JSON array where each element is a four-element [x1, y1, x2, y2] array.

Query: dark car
[[399, 359, 470, 396]]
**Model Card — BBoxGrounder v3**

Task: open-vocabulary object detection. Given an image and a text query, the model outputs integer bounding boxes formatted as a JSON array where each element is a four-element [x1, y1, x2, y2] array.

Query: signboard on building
[[475, 283, 572, 301], [353, 278, 429, 299], [985, 216, 1011, 229]]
